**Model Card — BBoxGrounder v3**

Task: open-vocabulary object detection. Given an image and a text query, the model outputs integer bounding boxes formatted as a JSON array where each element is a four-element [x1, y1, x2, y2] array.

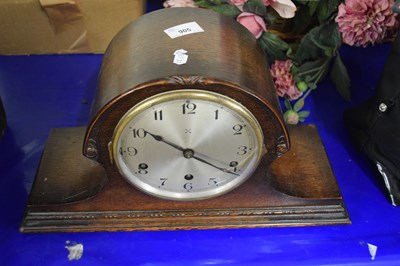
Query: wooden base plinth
[[20, 125, 350, 233]]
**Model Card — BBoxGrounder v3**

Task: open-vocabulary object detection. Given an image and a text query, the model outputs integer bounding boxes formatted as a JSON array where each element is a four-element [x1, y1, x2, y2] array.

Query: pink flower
[[284, 110, 299, 125], [263, 0, 296, 18], [335, 0, 397, 47], [271, 60, 302, 100], [163, 0, 196, 8], [229, 0, 247, 5], [237, 12, 267, 39], [230, 0, 296, 18]]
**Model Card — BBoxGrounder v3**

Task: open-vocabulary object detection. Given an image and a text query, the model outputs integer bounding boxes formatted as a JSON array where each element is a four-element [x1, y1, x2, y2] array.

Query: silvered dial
[[111, 90, 264, 200]]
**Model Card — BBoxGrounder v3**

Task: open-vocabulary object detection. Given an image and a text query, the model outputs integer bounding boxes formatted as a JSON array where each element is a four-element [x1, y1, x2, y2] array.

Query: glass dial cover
[[112, 90, 264, 200]]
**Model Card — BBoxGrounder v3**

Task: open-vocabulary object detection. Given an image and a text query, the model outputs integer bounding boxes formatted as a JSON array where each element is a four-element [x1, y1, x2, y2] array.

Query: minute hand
[[192, 154, 239, 176]]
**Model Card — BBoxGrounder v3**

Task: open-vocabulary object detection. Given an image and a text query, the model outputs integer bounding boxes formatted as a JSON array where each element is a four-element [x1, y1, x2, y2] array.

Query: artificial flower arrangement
[[163, 0, 398, 124]]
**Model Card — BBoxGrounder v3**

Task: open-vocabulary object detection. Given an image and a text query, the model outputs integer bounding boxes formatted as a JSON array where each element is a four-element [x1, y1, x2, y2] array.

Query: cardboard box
[[0, 0, 145, 55]]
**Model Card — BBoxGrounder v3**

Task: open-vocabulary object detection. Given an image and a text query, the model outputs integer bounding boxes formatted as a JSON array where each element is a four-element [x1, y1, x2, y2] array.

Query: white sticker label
[[164, 22, 204, 39], [173, 49, 188, 65]]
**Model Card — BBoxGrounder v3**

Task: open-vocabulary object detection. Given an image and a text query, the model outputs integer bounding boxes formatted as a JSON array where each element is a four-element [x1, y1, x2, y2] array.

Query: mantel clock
[[21, 8, 349, 232]]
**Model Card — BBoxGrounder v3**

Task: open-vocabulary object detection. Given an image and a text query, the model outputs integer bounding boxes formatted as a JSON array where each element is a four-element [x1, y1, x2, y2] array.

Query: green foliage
[[298, 110, 310, 122], [284, 98, 292, 111], [296, 58, 330, 88], [199, 0, 231, 5], [316, 0, 341, 23], [293, 98, 304, 112], [259, 32, 290, 63], [196, 1, 241, 16], [292, 21, 350, 98], [208, 4, 242, 16], [295, 0, 341, 22], [295, 22, 341, 64], [291, 5, 314, 34], [330, 53, 351, 100], [307, 1, 319, 16], [243, 0, 267, 16]]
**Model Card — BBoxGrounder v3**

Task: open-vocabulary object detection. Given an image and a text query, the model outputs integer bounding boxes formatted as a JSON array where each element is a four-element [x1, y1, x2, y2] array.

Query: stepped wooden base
[[20, 125, 350, 233]]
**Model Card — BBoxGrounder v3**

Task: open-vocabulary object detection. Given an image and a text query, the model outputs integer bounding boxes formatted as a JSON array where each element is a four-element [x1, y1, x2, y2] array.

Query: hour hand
[[145, 130, 185, 152]]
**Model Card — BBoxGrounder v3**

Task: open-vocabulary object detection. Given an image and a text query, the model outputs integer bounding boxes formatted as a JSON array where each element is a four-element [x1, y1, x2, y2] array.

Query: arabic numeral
[[119, 147, 138, 156], [183, 182, 193, 191], [233, 124, 245, 135], [214, 109, 219, 120], [132, 128, 147, 138], [137, 163, 148, 175], [154, 110, 163, 120], [237, 146, 248, 155], [160, 178, 168, 187], [182, 102, 196, 114]]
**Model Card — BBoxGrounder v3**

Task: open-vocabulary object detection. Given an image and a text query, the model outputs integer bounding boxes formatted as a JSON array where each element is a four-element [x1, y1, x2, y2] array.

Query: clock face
[[111, 90, 264, 200]]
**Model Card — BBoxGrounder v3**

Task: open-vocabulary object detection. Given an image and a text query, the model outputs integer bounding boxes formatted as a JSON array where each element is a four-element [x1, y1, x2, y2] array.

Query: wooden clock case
[[20, 8, 349, 232]]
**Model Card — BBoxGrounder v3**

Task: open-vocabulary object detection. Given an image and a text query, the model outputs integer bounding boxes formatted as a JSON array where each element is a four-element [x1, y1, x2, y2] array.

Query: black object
[[344, 18, 400, 206], [0, 97, 6, 139]]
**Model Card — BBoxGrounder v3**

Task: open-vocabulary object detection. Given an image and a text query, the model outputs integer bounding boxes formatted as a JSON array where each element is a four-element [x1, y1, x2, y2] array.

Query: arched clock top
[[88, 7, 281, 119]]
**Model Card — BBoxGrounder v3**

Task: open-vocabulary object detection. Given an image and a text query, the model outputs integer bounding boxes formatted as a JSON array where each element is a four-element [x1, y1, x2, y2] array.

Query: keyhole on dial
[[185, 174, 194, 180], [139, 163, 148, 170], [229, 161, 238, 167]]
